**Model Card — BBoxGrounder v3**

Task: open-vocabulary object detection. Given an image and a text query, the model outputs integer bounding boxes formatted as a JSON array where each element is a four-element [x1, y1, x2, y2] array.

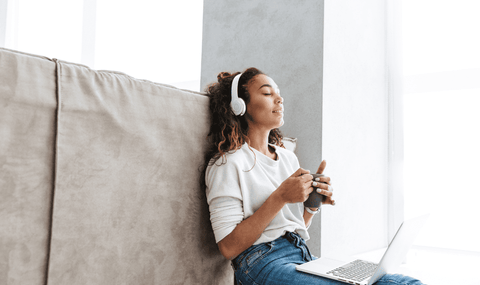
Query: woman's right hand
[[275, 168, 314, 204], [217, 167, 313, 260]]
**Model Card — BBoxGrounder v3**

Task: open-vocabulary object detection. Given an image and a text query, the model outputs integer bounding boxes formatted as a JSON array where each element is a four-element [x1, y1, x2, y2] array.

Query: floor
[[354, 246, 480, 285]]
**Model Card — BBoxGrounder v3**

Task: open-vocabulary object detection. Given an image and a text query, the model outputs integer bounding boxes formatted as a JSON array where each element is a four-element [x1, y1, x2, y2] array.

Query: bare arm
[[217, 168, 314, 260], [218, 190, 286, 260]]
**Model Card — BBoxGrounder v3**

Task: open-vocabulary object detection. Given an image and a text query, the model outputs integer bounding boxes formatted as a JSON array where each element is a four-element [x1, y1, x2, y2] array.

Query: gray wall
[[201, 0, 325, 255], [201, 0, 393, 258]]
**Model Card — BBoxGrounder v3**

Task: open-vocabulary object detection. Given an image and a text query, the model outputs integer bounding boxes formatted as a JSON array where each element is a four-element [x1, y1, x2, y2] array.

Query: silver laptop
[[296, 215, 428, 285]]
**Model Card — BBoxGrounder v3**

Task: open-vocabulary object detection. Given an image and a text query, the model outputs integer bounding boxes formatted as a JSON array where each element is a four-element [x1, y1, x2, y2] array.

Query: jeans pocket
[[234, 240, 280, 284], [246, 242, 273, 268]]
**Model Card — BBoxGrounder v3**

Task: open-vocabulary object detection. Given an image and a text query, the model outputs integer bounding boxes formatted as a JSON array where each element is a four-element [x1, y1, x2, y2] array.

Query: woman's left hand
[[316, 160, 335, 206]]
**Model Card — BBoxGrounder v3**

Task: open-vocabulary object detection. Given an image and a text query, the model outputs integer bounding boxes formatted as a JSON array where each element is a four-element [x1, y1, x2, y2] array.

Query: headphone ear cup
[[231, 98, 246, 116]]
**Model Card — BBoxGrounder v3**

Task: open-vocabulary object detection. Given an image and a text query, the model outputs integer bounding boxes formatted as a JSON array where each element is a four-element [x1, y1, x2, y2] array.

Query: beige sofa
[[0, 47, 232, 284]]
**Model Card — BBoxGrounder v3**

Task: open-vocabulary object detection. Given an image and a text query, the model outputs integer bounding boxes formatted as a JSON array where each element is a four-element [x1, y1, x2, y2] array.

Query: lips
[[272, 110, 283, 113]]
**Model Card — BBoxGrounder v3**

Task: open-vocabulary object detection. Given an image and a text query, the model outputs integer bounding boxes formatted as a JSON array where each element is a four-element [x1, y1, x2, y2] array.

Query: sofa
[[0, 47, 233, 284]]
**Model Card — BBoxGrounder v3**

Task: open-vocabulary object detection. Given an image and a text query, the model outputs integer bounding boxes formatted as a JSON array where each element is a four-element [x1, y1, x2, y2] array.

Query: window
[[4, 0, 84, 63], [402, 0, 480, 252], [2, 0, 203, 91], [94, 0, 203, 90]]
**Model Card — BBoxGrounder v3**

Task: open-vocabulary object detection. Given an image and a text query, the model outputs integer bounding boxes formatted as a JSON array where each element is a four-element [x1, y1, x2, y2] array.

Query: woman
[[203, 68, 423, 285]]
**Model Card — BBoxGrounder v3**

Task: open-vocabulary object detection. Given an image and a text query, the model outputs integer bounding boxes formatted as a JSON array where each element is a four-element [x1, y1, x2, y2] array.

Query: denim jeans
[[231, 231, 424, 285]]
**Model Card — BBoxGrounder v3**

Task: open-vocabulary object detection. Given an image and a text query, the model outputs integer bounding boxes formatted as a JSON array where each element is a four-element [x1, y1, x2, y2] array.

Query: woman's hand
[[275, 168, 314, 204], [315, 160, 335, 206], [218, 168, 313, 260]]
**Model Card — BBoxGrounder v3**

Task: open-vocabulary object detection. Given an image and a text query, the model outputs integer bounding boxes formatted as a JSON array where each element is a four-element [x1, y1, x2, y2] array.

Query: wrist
[[270, 189, 288, 207], [305, 206, 320, 215]]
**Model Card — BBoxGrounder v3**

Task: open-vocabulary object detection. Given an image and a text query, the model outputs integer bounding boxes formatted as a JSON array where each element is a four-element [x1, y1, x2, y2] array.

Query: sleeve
[[208, 197, 244, 243], [205, 159, 244, 243]]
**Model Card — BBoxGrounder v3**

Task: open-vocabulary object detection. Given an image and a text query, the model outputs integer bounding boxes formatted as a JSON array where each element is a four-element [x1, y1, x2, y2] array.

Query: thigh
[[234, 237, 345, 285], [235, 246, 425, 285], [263, 262, 346, 285]]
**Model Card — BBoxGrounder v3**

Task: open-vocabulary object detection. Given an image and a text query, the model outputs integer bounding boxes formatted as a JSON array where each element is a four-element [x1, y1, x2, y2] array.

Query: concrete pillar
[[201, 0, 325, 255]]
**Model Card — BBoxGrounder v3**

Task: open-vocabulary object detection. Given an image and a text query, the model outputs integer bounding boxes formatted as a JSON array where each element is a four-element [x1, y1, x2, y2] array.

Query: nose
[[275, 94, 283, 104]]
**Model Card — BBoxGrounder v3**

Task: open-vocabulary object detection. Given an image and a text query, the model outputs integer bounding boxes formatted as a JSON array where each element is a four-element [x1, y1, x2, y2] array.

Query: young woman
[[203, 68, 424, 285]]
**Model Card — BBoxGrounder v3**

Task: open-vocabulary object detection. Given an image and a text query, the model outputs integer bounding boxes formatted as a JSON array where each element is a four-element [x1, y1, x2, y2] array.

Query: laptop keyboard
[[326, 259, 378, 282]]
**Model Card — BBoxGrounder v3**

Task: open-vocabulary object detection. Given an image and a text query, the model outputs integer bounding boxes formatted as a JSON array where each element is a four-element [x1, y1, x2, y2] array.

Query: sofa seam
[[44, 58, 61, 285]]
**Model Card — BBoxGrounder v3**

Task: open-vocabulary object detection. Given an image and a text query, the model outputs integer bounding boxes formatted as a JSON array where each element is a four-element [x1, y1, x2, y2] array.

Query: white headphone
[[230, 73, 246, 116]]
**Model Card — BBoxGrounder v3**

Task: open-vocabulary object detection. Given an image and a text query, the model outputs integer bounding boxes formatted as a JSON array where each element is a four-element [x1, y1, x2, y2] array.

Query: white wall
[[321, 0, 390, 257]]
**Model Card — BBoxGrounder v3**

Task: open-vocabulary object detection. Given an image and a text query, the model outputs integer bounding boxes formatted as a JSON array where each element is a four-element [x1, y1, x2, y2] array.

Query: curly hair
[[202, 67, 285, 174]]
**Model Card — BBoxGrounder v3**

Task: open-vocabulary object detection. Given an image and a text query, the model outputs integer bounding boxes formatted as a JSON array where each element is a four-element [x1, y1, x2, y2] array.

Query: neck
[[247, 127, 273, 157]]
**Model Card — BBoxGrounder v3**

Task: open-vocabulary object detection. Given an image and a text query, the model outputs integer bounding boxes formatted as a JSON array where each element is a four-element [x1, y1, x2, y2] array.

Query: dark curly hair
[[202, 67, 285, 176]]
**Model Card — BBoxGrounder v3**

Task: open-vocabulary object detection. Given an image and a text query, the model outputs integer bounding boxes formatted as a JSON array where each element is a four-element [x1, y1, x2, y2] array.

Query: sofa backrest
[[0, 47, 232, 284], [0, 48, 57, 285]]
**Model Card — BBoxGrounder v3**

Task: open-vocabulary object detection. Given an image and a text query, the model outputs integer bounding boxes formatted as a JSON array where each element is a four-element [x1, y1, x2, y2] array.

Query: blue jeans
[[232, 231, 424, 285]]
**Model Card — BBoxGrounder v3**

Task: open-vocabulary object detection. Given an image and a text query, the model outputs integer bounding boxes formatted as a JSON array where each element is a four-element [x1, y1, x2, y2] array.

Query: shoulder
[[207, 144, 254, 168], [205, 144, 255, 181], [274, 144, 294, 156], [205, 144, 256, 202], [273, 144, 299, 163]]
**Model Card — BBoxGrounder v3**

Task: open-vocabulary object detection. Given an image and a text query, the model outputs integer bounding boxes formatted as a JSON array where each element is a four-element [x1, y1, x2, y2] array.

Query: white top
[[205, 143, 310, 245]]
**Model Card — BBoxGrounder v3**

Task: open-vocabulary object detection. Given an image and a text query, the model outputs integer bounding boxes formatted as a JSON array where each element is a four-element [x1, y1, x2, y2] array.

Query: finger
[[302, 174, 313, 182], [323, 196, 332, 204], [313, 183, 332, 191], [317, 160, 326, 174], [323, 197, 336, 206], [316, 188, 333, 197], [314, 176, 331, 185], [293, 167, 310, 177]]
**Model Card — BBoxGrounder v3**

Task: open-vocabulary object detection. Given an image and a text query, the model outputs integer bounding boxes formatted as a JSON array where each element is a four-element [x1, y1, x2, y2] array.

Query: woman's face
[[245, 74, 284, 131]]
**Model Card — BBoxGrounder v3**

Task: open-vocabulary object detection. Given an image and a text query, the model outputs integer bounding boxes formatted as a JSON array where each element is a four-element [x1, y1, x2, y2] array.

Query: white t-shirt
[[205, 143, 310, 245]]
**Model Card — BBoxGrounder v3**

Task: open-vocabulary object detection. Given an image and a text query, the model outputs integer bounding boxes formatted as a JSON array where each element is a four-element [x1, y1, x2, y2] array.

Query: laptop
[[296, 215, 429, 285]]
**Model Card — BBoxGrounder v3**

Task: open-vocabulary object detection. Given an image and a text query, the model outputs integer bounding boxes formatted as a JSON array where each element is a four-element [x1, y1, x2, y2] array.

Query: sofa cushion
[[47, 60, 231, 284], [0, 48, 56, 284]]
